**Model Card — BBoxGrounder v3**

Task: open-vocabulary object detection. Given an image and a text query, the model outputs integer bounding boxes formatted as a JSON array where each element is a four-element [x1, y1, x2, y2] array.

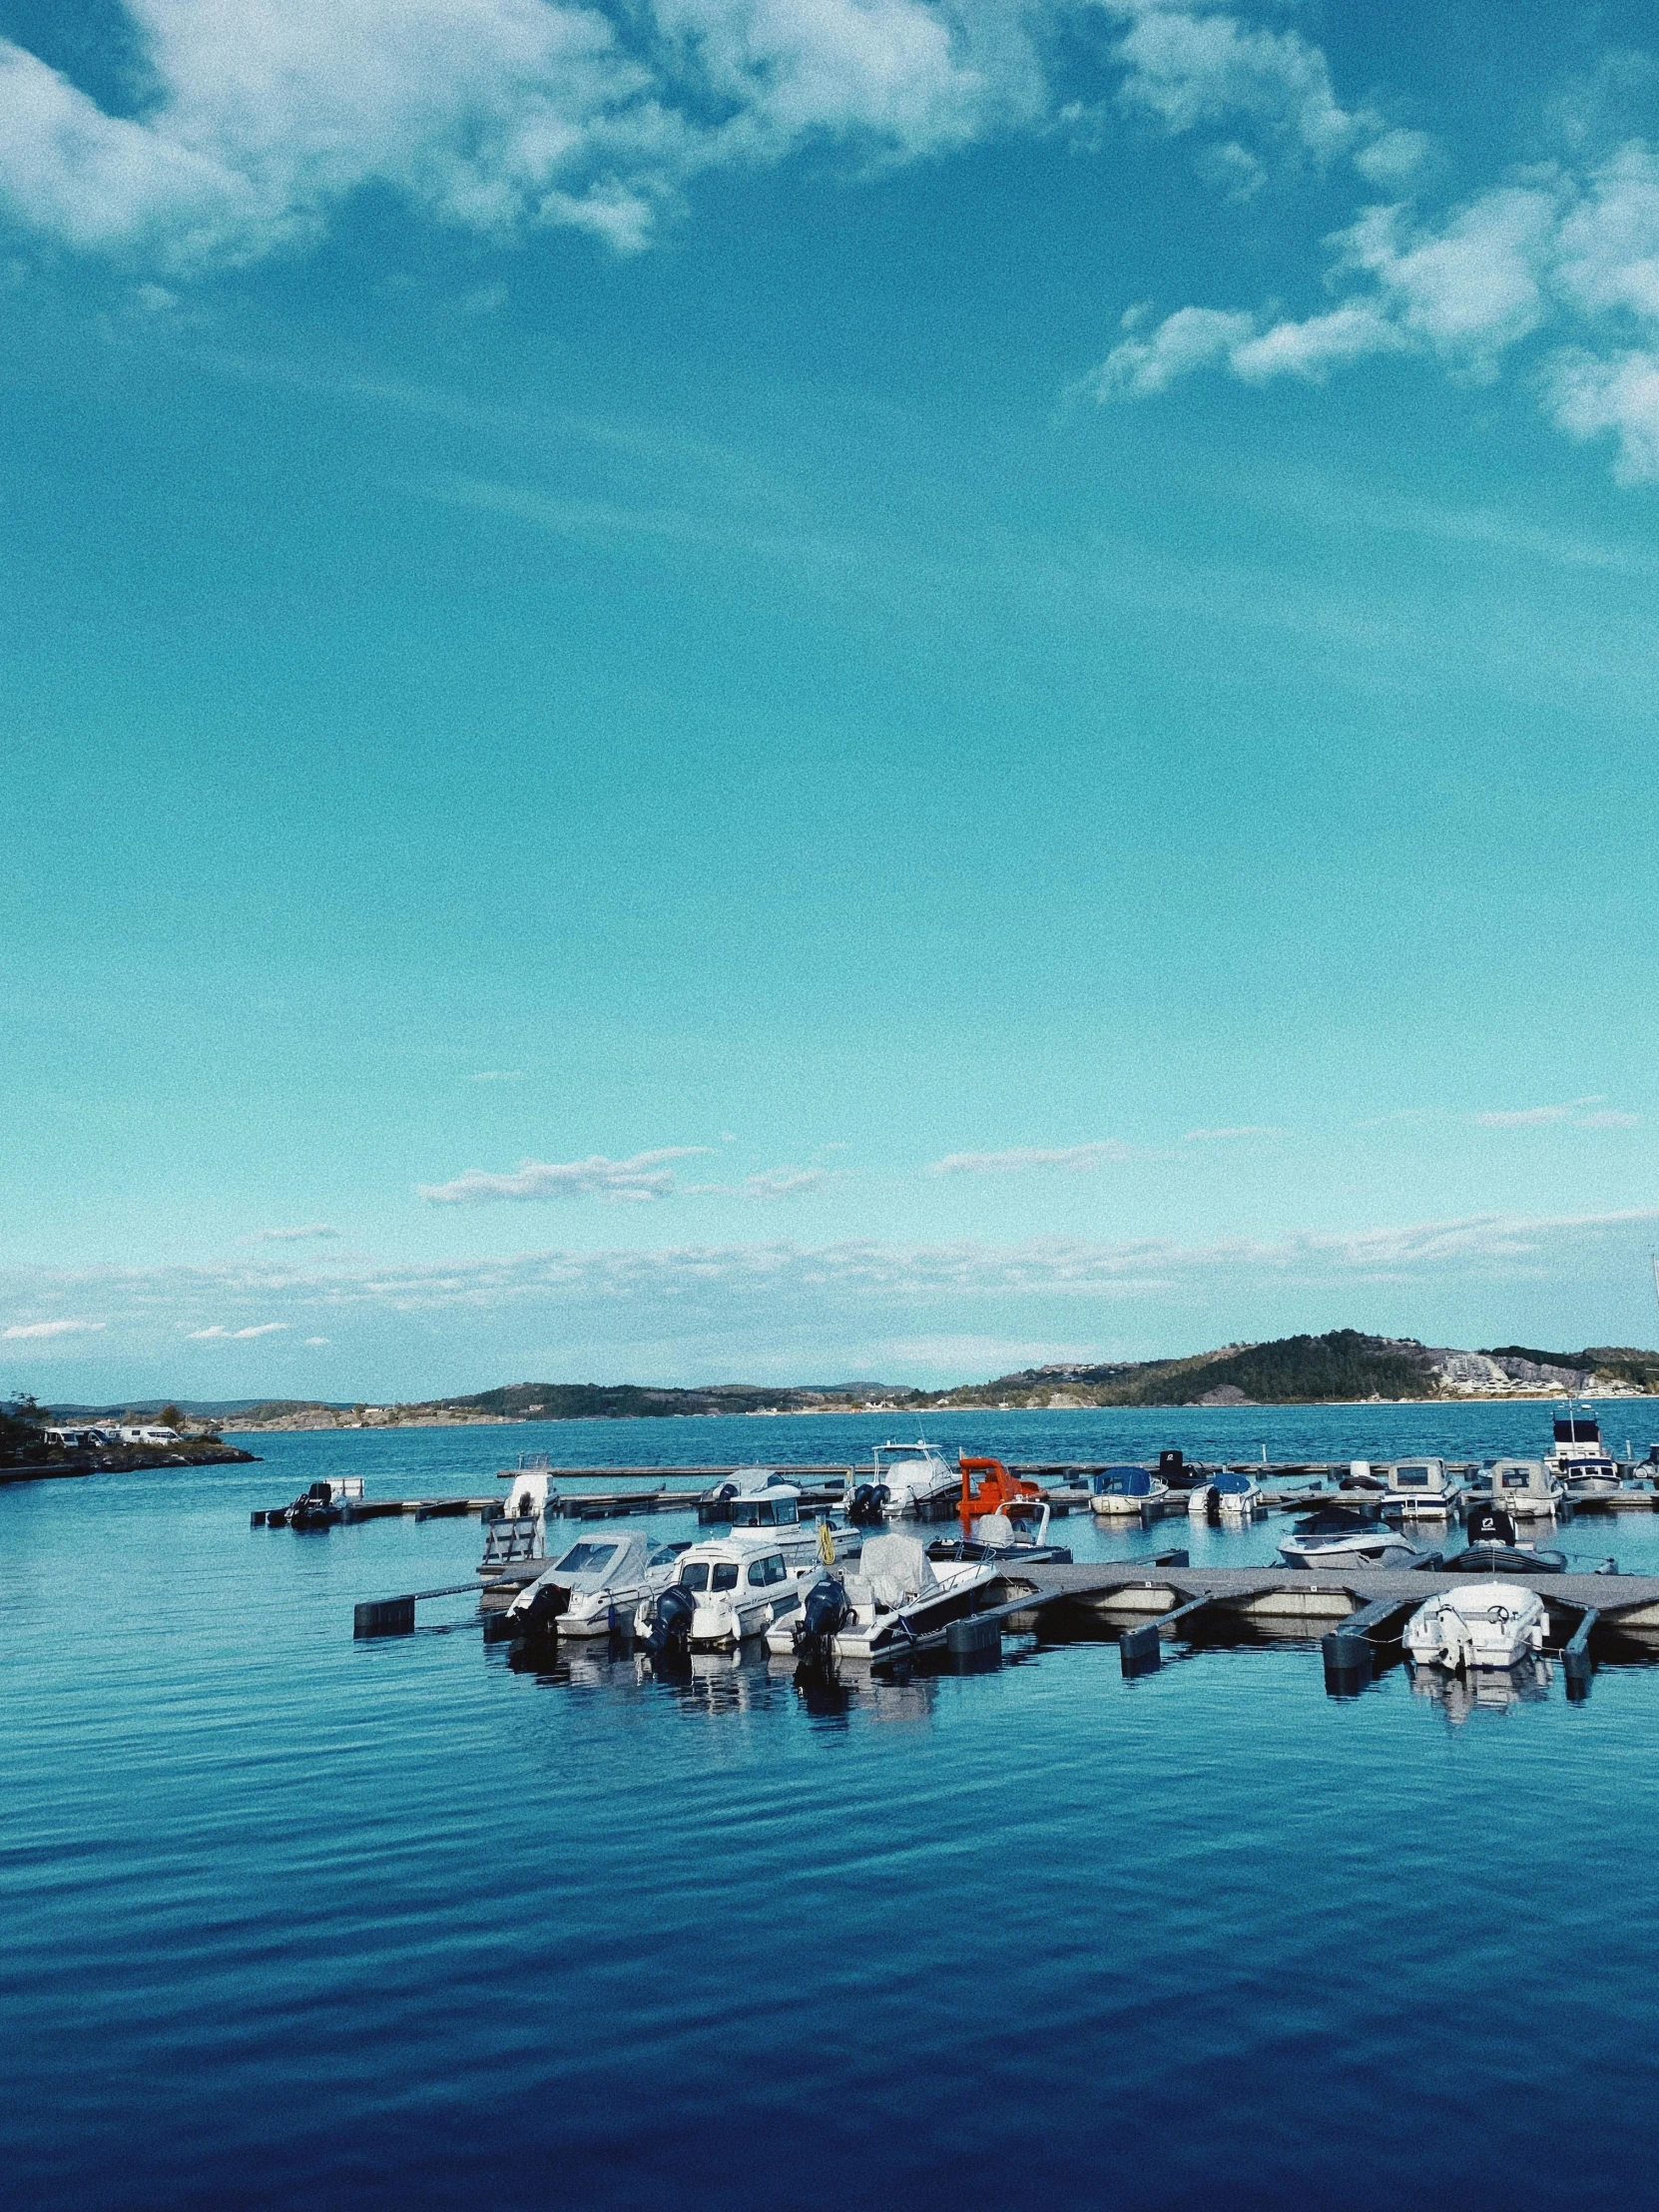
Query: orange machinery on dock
[[957, 1455, 1044, 1534]]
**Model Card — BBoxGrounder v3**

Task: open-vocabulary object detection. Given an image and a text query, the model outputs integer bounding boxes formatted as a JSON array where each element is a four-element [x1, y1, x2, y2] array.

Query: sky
[[4, 0, 1659, 1401]]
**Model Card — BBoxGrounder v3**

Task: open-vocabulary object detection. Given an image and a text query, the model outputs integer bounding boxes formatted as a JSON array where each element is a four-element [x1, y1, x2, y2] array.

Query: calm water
[[8, 1402, 1659, 2210]]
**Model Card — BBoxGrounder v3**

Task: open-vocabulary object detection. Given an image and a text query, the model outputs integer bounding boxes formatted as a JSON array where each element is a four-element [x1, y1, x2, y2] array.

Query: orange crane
[[957, 1454, 1044, 1534]]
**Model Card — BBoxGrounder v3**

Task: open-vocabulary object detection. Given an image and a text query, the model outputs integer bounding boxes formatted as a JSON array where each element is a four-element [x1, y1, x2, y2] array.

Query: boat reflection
[[1408, 1655, 1554, 1724]]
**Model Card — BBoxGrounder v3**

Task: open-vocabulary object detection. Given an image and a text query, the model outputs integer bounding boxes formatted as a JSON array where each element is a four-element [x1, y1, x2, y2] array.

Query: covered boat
[[1188, 1469, 1264, 1522], [1404, 1582, 1549, 1672], [1481, 1459, 1565, 1519], [1087, 1466, 1169, 1518], [863, 1439, 959, 1517], [766, 1533, 1000, 1664], [506, 1529, 683, 1638], [1381, 1458, 1464, 1520], [1279, 1505, 1423, 1569]]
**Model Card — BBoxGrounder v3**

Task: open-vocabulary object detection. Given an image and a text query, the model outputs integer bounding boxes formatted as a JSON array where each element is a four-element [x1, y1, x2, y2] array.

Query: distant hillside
[[197, 1330, 1659, 1432]]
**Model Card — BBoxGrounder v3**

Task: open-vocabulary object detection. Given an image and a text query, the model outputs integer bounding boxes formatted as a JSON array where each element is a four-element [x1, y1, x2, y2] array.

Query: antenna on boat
[[1651, 1250, 1659, 1329]]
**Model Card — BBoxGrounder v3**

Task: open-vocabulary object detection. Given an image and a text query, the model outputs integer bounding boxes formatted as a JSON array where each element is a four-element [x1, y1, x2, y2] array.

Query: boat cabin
[[1551, 1409, 1605, 1461], [730, 1484, 802, 1530], [1382, 1459, 1461, 1516]]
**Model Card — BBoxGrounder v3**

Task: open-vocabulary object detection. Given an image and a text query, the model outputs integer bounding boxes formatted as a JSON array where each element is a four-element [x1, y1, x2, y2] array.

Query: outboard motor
[[799, 1575, 849, 1663], [1466, 1500, 1517, 1547], [513, 1579, 571, 1639], [846, 1482, 889, 1526], [643, 1581, 697, 1663], [1159, 1448, 1190, 1489]]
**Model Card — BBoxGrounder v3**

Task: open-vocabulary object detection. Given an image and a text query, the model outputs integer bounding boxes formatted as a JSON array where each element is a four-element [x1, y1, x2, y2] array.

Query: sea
[[8, 1399, 1659, 2211]]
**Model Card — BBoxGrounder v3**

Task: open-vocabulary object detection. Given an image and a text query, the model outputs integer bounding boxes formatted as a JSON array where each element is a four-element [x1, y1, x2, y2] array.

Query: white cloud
[[187, 1322, 290, 1341], [686, 1167, 832, 1199], [1080, 123, 1659, 484], [419, 1146, 711, 1203], [1229, 302, 1405, 381], [1338, 190, 1555, 368], [304, 1336, 331, 1346], [1546, 346, 1659, 483], [1106, 2, 1362, 165], [927, 1140, 1138, 1175], [1353, 127, 1432, 189], [1472, 1097, 1634, 1129], [0, 0, 1047, 270], [249, 1224, 339, 1243], [1085, 303, 1255, 397], [1, 1318, 105, 1341]]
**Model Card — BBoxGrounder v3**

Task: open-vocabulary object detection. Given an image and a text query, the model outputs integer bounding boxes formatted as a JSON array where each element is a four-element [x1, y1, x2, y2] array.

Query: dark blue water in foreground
[[9, 1402, 1659, 2210]]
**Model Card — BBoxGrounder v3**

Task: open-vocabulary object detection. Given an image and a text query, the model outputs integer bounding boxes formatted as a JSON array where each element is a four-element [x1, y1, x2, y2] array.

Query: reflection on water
[[1408, 1656, 1555, 1724]]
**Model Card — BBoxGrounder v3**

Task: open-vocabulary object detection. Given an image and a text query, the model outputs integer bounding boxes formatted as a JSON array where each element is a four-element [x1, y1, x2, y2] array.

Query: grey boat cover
[[852, 1533, 939, 1611], [540, 1529, 652, 1595]]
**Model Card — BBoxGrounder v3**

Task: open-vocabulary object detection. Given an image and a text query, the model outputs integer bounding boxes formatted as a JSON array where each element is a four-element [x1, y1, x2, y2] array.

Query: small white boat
[[1404, 1582, 1549, 1672], [635, 1533, 810, 1653], [479, 1466, 553, 1572], [1279, 1505, 1424, 1569], [727, 1480, 860, 1571], [859, 1438, 960, 1517], [1381, 1458, 1464, 1521], [765, 1534, 1000, 1664], [1188, 1469, 1264, 1521], [506, 1528, 682, 1637], [1481, 1459, 1565, 1519], [1088, 1466, 1169, 1518]]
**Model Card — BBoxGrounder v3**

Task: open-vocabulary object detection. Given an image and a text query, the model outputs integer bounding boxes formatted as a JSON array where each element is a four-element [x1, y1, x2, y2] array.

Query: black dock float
[[1120, 1593, 1217, 1678], [352, 1582, 488, 1637], [1321, 1593, 1417, 1695], [1562, 1606, 1599, 1698]]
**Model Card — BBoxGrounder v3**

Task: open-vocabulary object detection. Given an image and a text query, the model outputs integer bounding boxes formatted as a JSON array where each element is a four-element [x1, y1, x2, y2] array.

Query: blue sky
[[4, 0, 1659, 1398]]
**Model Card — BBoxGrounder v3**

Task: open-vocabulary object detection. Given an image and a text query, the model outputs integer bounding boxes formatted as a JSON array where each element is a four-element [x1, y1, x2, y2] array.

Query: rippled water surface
[[8, 1403, 1659, 2210]]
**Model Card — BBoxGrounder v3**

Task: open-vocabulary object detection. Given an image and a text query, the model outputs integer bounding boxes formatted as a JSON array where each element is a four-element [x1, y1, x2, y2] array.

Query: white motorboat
[[1279, 1505, 1425, 1569], [1380, 1458, 1464, 1521], [635, 1533, 810, 1653], [1480, 1459, 1565, 1520], [506, 1529, 683, 1637], [1546, 1402, 1611, 1474], [1188, 1469, 1264, 1522], [479, 1465, 554, 1572], [727, 1480, 861, 1571], [1403, 1582, 1549, 1673], [698, 1465, 801, 1522], [854, 1438, 960, 1517], [765, 1534, 1001, 1664], [1087, 1466, 1169, 1518]]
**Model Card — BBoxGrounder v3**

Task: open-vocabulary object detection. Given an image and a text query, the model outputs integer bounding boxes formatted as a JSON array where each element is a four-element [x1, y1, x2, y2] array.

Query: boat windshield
[[711, 1562, 739, 1591], [732, 1497, 800, 1527], [1498, 1468, 1535, 1490], [679, 1562, 710, 1591], [553, 1542, 619, 1576], [1394, 1466, 1432, 1487]]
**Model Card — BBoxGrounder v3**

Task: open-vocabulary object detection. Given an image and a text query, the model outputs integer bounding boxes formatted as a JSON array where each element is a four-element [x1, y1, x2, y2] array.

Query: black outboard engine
[[1466, 1500, 1517, 1547], [846, 1482, 889, 1526], [643, 1581, 696, 1663], [1158, 1448, 1194, 1490], [799, 1575, 849, 1663], [514, 1579, 570, 1639]]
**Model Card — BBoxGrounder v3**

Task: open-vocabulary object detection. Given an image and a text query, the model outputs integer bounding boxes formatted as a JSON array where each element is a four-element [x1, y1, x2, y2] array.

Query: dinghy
[[1403, 1582, 1549, 1672], [1279, 1505, 1423, 1569]]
